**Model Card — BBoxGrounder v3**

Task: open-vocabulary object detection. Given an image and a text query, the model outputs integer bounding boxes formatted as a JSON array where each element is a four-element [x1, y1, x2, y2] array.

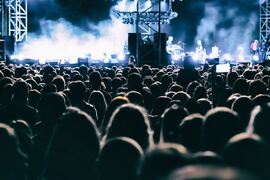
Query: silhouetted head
[[151, 96, 171, 116], [79, 65, 88, 79], [100, 96, 129, 136], [89, 90, 107, 125], [99, 137, 143, 180], [1, 83, 13, 106], [10, 120, 33, 156], [223, 133, 270, 178], [128, 73, 142, 91], [169, 83, 183, 92], [150, 82, 162, 99], [179, 114, 203, 152], [138, 143, 191, 180], [197, 98, 212, 115], [106, 103, 152, 150], [183, 98, 200, 114], [89, 71, 102, 89], [247, 103, 270, 144], [111, 77, 123, 92], [202, 107, 242, 153], [125, 91, 144, 106], [232, 96, 254, 130], [233, 78, 249, 95], [68, 80, 86, 102], [52, 75, 65, 92], [13, 79, 29, 102], [249, 80, 267, 98], [38, 92, 66, 124], [41, 83, 57, 95], [45, 107, 100, 179], [163, 165, 261, 180], [28, 89, 41, 109], [193, 85, 207, 100], [186, 81, 200, 97], [0, 123, 28, 180], [160, 74, 173, 93], [193, 151, 223, 165], [253, 94, 270, 106], [161, 104, 189, 143], [172, 91, 191, 104], [227, 71, 239, 88]]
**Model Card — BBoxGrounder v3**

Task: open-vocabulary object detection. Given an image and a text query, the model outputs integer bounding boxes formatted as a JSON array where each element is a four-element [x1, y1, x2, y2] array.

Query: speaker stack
[[128, 33, 169, 66]]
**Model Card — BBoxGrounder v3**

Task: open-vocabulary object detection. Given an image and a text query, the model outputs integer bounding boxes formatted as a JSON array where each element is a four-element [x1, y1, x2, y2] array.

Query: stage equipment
[[0, 0, 27, 43], [114, 0, 178, 65], [260, 0, 270, 43]]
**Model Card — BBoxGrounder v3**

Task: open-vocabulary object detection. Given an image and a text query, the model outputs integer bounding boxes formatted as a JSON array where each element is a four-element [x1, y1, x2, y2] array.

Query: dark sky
[[28, 0, 116, 32], [28, 0, 259, 49]]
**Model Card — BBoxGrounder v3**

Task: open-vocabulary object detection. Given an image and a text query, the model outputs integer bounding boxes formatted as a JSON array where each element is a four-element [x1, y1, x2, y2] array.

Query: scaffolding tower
[[0, 0, 27, 42], [260, 0, 270, 42], [8, 0, 27, 42], [114, 0, 177, 40]]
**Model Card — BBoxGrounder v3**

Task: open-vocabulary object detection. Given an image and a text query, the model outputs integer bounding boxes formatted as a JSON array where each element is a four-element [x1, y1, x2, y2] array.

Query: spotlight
[[117, 53, 125, 61], [253, 54, 259, 61], [39, 59, 46, 64], [223, 53, 231, 61], [172, 54, 181, 61]]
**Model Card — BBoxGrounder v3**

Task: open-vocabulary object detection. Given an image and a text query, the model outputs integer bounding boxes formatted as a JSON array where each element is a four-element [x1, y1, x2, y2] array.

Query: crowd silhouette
[[0, 56, 270, 179]]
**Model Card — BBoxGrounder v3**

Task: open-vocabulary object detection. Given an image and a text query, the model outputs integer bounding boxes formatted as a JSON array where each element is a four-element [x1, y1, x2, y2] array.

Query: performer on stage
[[166, 36, 174, 54], [194, 40, 207, 63], [250, 40, 259, 55], [196, 40, 204, 52]]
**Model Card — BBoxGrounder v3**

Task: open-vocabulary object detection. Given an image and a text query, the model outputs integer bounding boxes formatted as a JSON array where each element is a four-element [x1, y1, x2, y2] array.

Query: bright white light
[[69, 58, 78, 64], [39, 59, 46, 64], [238, 55, 245, 61], [192, 53, 200, 61], [223, 53, 231, 60], [103, 53, 110, 63], [10, 55, 16, 59], [172, 54, 181, 61], [117, 53, 125, 61], [14, 17, 132, 63], [253, 54, 259, 61], [209, 46, 219, 59]]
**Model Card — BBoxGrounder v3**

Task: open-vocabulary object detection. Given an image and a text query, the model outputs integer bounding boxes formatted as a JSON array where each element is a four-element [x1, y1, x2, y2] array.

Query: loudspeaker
[[78, 58, 89, 66], [128, 33, 142, 57], [154, 33, 169, 65], [3, 36, 15, 55], [138, 44, 156, 65], [0, 39, 5, 61]]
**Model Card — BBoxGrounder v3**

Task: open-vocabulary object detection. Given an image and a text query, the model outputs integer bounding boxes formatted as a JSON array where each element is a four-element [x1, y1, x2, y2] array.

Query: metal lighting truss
[[260, 0, 270, 42], [114, 0, 177, 40], [8, 0, 27, 42]]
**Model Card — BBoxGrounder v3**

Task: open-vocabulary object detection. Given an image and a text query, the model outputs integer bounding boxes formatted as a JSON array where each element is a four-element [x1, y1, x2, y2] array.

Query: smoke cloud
[[195, 1, 259, 56], [15, 1, 132, 61]]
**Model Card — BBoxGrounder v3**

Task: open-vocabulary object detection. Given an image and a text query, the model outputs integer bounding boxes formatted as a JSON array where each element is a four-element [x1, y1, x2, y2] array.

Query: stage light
[[223, 53, 231, 61], [253, 54, 259, 61], [238, 55, 245, 62], [117, 53, 125, 61], [39, 59, 46, 64], [10, 55, 16, 60], [172, 54, 181, 61], [192, 52, 200, 61]]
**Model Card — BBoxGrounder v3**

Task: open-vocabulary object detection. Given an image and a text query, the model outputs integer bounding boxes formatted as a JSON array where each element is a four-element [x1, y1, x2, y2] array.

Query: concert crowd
[[0, 56, 270, 180]]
